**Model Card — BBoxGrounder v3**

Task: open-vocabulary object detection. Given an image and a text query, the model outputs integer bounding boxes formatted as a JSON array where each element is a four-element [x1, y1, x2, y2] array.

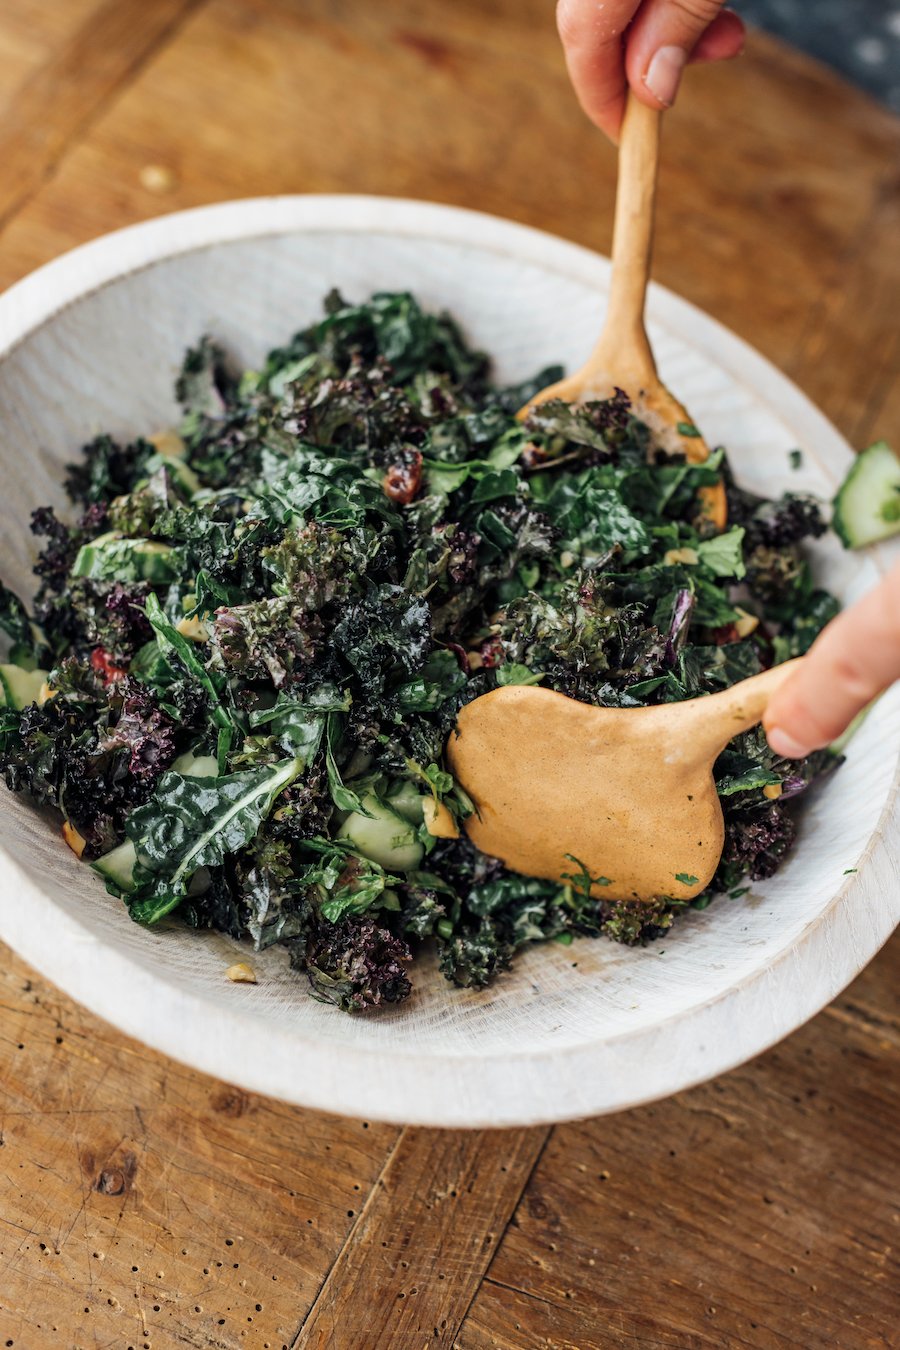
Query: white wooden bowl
[[0, 197, 897, 1127]]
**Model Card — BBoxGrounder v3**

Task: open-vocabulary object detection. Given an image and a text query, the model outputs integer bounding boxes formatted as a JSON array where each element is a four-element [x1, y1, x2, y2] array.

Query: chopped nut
[[38, 681, 56, 706], [226, 962, 257, 984], [62, 821, 87, 857], [176, 614, 209, 642], [733, 607, 760, 639], [663, 547, 699, 566], [559, 550, 576, 569], [466, 651, 484, 671], [148, 429, 186, 460], [763, 783, 783, 800], [423, 797, 459, 840]]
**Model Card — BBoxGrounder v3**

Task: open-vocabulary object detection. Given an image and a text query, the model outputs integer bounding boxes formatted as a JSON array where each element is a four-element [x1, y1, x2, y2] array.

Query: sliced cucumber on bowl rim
[[833, 441, 900, 550]]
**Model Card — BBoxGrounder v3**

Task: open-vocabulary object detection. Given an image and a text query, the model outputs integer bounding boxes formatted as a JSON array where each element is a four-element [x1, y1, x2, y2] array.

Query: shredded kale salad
[[0, 290, 842, 1012]]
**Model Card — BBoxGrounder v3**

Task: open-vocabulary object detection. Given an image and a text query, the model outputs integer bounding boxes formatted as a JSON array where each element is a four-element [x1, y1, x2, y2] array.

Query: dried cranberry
[[480, 636, 504, 669], [382, 450, 423, 505], [90, 647, 127, 684]]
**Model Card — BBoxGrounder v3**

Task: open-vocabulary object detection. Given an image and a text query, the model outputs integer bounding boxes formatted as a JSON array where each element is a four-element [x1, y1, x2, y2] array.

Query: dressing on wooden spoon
[[520, 92, 726, 528], [447, 660, 800, 903]]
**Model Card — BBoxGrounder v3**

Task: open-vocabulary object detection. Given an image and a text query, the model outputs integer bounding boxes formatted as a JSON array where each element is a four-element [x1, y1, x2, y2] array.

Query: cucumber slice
[[171, 751, 219, 777], [385, 779, 426, 825], [337, 794, 424, 872], [92, 839, 137, 892], [145, 452, 202, 499], [72, 532, 178, 583], [833, 441, 900, 548], [0, 663, 49, 709]]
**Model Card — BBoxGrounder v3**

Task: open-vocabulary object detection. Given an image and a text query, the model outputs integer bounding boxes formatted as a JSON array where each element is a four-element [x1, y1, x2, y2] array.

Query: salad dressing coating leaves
[[0, 291, 840, 1011]]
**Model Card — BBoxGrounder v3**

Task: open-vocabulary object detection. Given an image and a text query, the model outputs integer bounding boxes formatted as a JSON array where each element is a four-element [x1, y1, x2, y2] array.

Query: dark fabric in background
[[736, 0, 900, 112]]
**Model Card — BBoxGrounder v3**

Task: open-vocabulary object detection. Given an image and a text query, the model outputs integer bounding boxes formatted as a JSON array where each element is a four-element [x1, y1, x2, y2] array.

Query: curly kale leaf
[[64, 435, 155, 507], [0, 666, 175, 856], [332, 583, 432, 698], [531, 465, 650, 562], [250, 445, 399, 532], [718, 801, 797, 882], [293, 289, 490, 391], [438, 918, 515, 988], [176, 336, 233, 419], [523, 394, 632, 458], [293, 915, 412, 1012], [210, 597, 321, 689], [234, 836, 312, 949]]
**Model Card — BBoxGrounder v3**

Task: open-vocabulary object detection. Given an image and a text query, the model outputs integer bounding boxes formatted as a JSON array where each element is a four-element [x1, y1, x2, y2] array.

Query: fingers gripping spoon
[[520, 92, 727, 528], [447, 661, 802, 904]]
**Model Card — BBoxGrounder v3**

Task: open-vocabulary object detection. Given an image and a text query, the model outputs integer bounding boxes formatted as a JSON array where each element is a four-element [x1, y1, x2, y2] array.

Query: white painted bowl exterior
[[0, 197, 897, 1128]]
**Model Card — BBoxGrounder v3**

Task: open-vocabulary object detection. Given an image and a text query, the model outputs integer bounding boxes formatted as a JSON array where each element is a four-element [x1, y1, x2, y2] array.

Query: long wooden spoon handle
[[680, 659, 805, 758], [592, 93, 660, 379]]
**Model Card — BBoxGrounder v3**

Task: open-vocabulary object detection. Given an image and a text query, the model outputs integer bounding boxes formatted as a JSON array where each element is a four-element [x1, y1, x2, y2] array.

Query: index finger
[[556, 0, 642, 142]]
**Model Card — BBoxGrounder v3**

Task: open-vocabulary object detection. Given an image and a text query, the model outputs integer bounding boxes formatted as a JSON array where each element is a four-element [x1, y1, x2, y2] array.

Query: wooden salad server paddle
[[519, 91, 727, 529], [447, 660, 801, 903]]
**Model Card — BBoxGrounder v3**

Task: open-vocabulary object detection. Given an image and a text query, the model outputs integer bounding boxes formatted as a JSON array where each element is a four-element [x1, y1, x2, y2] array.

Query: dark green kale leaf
[[210, 598, 321, 689], [531, 465, 650, 562], [144, 593, 234, 731], [176, 336, 233, 418], [0, 666, 175, 856], [772, 589, 840, 660], [0, 287, 844, 1012], [0, 581, 41, 667], [64, 434, 155, 506], [393, 650, 467, 712], [247, 685, 348, 763], [125, 758, 303, 925], [234, 836, 312, 949], [331, 583, 431, 698]]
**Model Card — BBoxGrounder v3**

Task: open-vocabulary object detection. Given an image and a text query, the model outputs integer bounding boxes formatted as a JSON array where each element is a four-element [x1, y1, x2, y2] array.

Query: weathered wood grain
[[793, 168, 900, 450], [0, 0, 205, 228], [0, 0, 105, 125], [0, 948, 400, 1346], [293, 1125, 550, 1348], [458, 935, 900, 1350]]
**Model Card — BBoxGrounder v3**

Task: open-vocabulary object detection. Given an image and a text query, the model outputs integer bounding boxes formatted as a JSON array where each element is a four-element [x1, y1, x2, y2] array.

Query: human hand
[[556, 0, 745, 142], [764, 558, 900, 758]]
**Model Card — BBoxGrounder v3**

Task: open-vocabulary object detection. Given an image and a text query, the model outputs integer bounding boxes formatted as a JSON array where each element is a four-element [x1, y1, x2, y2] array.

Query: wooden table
[[1, 3, 898, 1345]]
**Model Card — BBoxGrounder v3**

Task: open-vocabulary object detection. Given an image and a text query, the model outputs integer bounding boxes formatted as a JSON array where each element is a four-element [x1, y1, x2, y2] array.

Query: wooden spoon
[[447, 660, 800, 903], [519, 91, 726, 528]]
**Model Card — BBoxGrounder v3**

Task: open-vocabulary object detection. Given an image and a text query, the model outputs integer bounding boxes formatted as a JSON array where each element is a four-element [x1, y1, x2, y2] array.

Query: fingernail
[[765, 726, 810, 759], [643, 46, 687, 108]]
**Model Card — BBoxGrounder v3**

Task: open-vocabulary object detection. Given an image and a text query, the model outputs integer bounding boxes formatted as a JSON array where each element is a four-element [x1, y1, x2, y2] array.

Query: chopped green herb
[[675, 873, 700, 886]]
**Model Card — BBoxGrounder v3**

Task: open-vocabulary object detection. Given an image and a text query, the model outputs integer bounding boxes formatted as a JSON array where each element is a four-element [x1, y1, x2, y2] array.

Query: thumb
[[763, 557, 900, 758], [625, 2, 742, 110]]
